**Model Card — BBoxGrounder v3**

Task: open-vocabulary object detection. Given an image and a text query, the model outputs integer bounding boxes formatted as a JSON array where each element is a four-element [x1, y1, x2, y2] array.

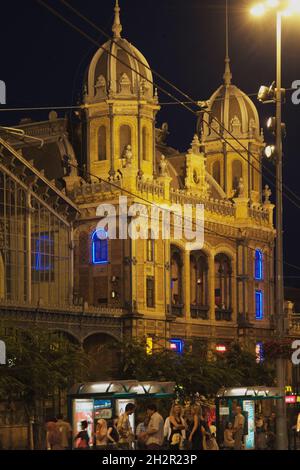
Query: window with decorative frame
[[92, 229, 108, 265]]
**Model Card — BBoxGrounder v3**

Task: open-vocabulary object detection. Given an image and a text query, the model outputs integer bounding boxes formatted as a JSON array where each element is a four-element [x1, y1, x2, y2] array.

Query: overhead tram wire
[[56, 0, 300, 205], [0, 88, 294, 111], [34, 0, 300, 209]]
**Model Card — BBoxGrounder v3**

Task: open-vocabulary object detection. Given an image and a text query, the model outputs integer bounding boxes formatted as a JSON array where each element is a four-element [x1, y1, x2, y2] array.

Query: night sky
[[1, 0, 300, 287]]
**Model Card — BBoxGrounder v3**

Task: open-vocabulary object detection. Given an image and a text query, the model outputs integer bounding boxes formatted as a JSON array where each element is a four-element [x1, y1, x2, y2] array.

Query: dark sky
[[1, 0, 300, 287]]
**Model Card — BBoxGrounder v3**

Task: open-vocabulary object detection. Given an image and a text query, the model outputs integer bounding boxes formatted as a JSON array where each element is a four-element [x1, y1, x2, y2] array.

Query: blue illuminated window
[[169, 338, 184, 355], [255, 290, 264, 320], [34, 234, 53, 271], [92, 229, 108, 264], [254, 249, 263, 280]]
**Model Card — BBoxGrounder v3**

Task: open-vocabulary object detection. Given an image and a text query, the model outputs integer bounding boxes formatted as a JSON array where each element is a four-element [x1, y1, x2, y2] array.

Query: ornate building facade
[[0, 1, 279, 367]]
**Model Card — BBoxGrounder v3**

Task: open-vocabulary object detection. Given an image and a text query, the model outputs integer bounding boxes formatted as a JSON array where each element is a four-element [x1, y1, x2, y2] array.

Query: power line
[[37, 0, 300, 209], [56, 0, 300, 205]]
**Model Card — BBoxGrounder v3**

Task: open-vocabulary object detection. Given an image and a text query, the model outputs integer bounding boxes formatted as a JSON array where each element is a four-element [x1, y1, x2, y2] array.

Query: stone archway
[[83, 333, 120, 381]]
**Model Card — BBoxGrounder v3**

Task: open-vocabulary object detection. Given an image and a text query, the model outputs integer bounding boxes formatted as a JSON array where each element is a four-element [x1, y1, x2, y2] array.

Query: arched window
[[147, 239, 154, 262], [120, 125, 132, 158], [142, 126, 148, 161], [0, 252, 4, 300], [98, 126, 107, 161], [92, 229, 108, 265], [214, 253, 232, 319], [232, 160, 243, 191], [255, 290, 264, 320], [254, 249, 263, 280], [190, 252, 208, 306], [212, 161, 221, 185], [171, 247, 183, 316]]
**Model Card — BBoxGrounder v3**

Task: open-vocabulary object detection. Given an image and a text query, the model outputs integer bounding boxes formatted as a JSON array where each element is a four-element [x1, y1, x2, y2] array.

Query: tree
[[0, 324, 92, 449], [116, 339, 275, 399]]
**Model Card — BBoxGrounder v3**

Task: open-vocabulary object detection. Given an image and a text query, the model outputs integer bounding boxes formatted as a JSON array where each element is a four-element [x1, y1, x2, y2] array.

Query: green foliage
[[0, 324, 92, 416], [117, 339, 275, 397]]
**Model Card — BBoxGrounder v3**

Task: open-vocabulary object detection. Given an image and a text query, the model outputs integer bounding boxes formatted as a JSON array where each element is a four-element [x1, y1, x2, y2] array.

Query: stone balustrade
[[170, 189, 236, 217]]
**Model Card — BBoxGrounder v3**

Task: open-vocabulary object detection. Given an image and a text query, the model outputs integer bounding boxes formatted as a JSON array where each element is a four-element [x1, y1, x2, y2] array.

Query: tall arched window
[[92, 229, 108, 265], [142, 126, 148, 161], [190, 251, 209, 319], [147, 239, 154, 262], [98, 126, 107, 161], [171, 246, 183, 316], [0, 253, 4, 299], [212, 161, 221, 185], [254, 249, 263, 280], [215, 253, 232, 320], [190, 252, 208, 306], [232, 159, 243, 191], [120, 125, 132, 158]]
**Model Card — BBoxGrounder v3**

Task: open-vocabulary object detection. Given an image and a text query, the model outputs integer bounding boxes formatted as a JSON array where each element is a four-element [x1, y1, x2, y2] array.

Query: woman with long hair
[[167, 404, 186, 450], [185, 405, 203, 450]]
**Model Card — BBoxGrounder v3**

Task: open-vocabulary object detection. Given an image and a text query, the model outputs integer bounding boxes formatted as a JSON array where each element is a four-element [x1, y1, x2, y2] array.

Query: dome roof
[[85, 1, 154, 103], [198, 58, 261, 141]]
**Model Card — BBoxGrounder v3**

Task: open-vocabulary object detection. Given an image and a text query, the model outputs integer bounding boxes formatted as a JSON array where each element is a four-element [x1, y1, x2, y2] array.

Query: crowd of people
[[45, 406, 280, 451], [46, 403, 219, 451]]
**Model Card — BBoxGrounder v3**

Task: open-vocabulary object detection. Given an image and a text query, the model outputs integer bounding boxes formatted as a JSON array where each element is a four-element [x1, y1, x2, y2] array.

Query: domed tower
[[198, 46, 265, 202], [83, 0, 159, 182]]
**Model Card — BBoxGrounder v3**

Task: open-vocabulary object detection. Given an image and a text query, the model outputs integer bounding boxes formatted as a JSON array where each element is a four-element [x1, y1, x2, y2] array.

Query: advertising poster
[[94, 399, 112, 420], [243, 400, 255, 450], [73, 399, 94, 448]]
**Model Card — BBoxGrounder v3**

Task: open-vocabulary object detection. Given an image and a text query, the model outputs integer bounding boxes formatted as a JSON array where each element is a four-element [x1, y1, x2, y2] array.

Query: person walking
[[117, 403, 135, 450], [233, 406, 245, 450], [255, 415, 267, 450], [56, 414, 72, 450]]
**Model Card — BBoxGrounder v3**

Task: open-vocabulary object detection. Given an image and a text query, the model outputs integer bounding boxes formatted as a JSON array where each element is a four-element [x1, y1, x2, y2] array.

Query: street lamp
[[251, 0, 300, 450]]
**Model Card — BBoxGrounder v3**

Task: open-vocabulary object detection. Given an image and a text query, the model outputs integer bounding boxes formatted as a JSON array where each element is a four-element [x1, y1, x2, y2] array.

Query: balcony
[[191, 305, 209, 320], [215, 308, 232, 321], [171, 304, 184, 317]]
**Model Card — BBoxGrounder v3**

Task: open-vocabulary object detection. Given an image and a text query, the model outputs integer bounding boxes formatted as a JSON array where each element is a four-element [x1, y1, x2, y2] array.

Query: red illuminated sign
[[216, 345, 227, 353], [285, 396, 296, 404]]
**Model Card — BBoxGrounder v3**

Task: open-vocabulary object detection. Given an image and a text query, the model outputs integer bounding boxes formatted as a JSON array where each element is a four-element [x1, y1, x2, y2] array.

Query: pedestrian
[[136, 415, 150, 450], [56, 414, 72, 450], [74, 420, 90, 449], [233, 406, 245, 450], [255, 414, 267, 450], [95, 418, 108, 449], [223, 422, 235, 449], [117, 403, 135, 449], [142, 403, 164, 450], [267, 412, 276, 450], [185, 405, 202, 450], [46, 419, 63, 451], [167, 404, 186, 450], [107, 419, 119, 449]]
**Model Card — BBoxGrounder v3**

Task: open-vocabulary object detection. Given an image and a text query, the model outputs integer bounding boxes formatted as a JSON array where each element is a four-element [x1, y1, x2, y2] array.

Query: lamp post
[[250, 0, 300, 449]]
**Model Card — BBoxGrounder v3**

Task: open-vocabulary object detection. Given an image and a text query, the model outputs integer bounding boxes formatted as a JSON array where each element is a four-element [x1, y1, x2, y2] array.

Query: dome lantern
[[85, 0, 154, 103]]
